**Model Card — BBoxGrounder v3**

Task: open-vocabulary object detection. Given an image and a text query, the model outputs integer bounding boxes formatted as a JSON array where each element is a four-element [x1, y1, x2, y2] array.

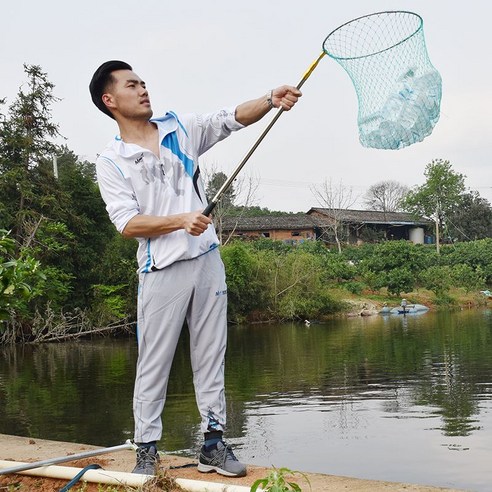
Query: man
[[89, 60, 301, 477]]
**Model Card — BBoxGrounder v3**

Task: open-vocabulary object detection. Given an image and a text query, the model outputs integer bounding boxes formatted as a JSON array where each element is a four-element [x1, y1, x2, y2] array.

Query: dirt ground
[[0, 434, 465, 492]]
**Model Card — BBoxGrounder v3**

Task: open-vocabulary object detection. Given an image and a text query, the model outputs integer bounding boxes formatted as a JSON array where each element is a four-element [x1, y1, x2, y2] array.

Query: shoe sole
[[197, 462, 247, 477]]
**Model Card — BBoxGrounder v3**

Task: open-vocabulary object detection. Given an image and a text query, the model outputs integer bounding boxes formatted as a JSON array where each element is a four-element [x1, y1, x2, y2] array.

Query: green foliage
[[221, 241, 342, 321], [251, 466, 311, 492], [343, 281, 365, 295], [450, 264, 485, 293], [322, 252, 357, 282], [403, 159, 466, 222], [0, 65, 125, 337], [90, 284, 129, 325], [384, 267, 415, 296], [357, 241, 431, 295], [0, 229, 44, 323], [206, 171, 236, 208], [439, 239, 492, 284], [0, 65, 490, 335], [0, 65, 61, 243], [446, 191, 492, 241], [221, 241, 263, 322], [419, 265, 453, 297]]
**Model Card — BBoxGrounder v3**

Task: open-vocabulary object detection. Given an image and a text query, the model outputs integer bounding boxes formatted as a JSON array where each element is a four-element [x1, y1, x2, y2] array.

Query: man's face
[[103, 70, 153, 120]]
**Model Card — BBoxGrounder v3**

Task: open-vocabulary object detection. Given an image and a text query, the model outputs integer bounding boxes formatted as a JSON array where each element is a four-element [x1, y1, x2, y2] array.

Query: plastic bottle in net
[[360, 68, 442, 150], [323, 12, 442, 150]]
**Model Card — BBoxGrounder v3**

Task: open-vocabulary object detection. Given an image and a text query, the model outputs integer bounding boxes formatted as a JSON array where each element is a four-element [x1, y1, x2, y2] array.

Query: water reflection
[[1, 310, 492, 490]]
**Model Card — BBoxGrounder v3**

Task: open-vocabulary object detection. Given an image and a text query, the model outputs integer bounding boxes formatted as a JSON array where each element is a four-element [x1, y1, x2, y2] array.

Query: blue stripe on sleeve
[[98, 156, 125, 178]]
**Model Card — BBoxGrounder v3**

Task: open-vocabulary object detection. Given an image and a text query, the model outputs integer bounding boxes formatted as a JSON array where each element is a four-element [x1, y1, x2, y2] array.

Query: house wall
[[270, 229, 314, 241], [225, 228, 315, 243]]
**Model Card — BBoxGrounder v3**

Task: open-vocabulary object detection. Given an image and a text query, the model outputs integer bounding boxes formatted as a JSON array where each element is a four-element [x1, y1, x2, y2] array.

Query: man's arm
[[122, 211, 212, 238], [235, 85, 302, 127]]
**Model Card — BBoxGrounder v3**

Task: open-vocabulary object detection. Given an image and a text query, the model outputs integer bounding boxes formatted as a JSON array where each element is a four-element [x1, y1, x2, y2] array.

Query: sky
[[1, 1, 491, 212]]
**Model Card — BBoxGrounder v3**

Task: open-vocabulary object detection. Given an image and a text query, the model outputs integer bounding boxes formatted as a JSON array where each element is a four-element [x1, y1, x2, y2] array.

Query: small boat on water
[[480, 290, 492, 299], [379, 304, 429, 315]]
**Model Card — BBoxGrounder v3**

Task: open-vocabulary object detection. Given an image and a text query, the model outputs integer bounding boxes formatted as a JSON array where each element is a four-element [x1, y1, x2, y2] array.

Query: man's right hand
[[182, 210, 212, 236]]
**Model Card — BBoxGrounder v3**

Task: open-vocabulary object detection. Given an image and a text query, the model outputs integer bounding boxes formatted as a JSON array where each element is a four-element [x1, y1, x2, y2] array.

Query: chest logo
[[134, 153, 144, 165]]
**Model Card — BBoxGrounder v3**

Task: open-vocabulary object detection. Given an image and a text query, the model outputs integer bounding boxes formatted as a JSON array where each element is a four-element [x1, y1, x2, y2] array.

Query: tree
[[206, 171, 236, 209], [403, 159, 465, 254], [0, 64, 62, 248], [363, 180, 409, 214], [311, 179, 357, 253], [204, 167, 258, 245], [445, 191, 492, 241], [0, 65, 121, 337]]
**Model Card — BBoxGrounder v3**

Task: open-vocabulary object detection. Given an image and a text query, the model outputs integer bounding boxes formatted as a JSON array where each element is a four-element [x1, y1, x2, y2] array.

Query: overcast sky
[[2, 1, 491, 212]]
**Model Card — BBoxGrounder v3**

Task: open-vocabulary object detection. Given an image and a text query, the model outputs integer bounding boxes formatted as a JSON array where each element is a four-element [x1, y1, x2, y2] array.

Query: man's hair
[[89, 60, 132, 119]]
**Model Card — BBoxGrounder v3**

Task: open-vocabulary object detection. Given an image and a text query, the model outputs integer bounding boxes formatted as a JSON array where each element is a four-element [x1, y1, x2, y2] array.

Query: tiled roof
[[220, 214, 323, 231], [308, 208, 430, 225]]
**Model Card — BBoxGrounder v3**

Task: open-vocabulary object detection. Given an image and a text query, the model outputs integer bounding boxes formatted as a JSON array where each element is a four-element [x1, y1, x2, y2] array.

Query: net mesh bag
[[323, 11, 442, 150]]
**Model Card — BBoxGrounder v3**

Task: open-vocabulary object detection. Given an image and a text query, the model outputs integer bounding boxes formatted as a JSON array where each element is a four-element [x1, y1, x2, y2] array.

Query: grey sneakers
[[198, 441, 247, 477], [132, 444, 160, 475]]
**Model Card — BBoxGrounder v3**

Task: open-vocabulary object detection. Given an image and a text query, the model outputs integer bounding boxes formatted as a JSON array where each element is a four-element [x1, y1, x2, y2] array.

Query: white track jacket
[[96, 109, 244, 273]]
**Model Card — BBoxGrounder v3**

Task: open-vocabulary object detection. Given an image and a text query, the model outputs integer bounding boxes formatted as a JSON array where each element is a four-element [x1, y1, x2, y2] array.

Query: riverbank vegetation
[[220, 238, 491, 323]]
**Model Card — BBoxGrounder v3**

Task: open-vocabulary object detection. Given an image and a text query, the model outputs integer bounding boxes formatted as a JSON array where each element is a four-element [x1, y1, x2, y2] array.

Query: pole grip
[[203, 201, 216, 217]]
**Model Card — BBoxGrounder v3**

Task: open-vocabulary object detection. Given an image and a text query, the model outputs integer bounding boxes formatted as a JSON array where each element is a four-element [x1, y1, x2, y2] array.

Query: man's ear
[[102, 93, 115, 110]]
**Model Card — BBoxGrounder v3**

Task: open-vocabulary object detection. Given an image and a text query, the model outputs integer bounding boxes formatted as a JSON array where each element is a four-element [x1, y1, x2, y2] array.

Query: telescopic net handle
[[203, 52, 326, 216]]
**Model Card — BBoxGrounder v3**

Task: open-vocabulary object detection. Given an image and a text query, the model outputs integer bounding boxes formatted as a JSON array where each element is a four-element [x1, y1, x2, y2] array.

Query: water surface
[[1, 309, 492, 491]]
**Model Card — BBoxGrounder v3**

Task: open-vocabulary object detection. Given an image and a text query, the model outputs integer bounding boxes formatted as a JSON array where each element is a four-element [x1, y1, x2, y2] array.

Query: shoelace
[[219, 443, 237, 466], [136, 447, 157, 466]]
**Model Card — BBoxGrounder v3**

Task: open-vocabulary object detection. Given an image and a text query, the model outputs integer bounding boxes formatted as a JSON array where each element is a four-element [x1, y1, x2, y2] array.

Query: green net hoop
[[323, 11, 442, 150]]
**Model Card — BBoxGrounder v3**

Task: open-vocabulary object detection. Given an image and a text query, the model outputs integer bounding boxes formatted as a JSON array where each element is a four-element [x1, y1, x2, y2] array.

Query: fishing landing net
[[323, 11, 442, 150], [204, 11, 442, 214]]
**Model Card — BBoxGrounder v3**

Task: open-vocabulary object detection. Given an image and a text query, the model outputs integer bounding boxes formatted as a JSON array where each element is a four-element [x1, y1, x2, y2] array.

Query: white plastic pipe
[[0, 460, 150, 486], [0, 460, 259, 492], [175, 478, 256, 492]]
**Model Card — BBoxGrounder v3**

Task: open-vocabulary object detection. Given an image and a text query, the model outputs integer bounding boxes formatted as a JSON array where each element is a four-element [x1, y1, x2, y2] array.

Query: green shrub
[[450, 264, 485, 293], [420, 265, 453, 297], [440, 239, 492, 283], [221, 242, 264, 322]]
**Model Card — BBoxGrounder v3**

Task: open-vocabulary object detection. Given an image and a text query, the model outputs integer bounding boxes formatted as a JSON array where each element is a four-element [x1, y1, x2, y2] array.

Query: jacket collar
[[112, 112, 179, 158]]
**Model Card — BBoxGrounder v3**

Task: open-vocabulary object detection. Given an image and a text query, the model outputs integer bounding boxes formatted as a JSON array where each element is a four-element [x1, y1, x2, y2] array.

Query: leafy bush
[[90, 284, 129, 325], [420, 265, 453, 297], [450, 264, 485, 293], [440, 239, 492, 284], [220, 241, 264, 322], [0, 229, 44, 324], [343, 281, 366, 295], [322, 253, 357, 282]]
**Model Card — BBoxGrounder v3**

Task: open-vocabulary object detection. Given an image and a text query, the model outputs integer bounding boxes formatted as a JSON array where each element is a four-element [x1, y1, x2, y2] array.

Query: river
[[1, 309, 492, 491]]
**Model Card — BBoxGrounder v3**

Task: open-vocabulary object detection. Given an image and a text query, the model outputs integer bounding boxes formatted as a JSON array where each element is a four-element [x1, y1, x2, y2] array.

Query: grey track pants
[[133, 248, 228, 443]]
